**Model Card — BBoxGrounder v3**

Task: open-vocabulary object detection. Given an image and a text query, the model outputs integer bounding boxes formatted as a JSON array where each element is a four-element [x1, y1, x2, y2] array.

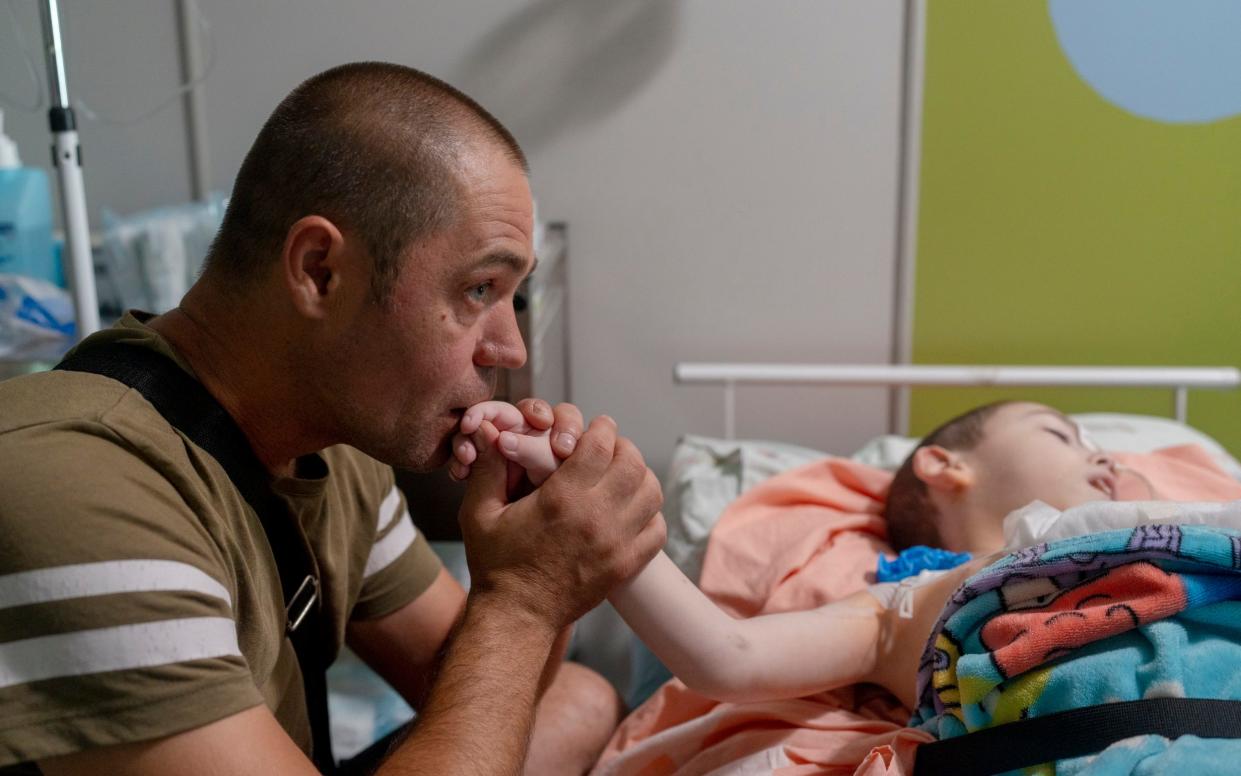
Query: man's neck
[[148, 290, 321, 478]]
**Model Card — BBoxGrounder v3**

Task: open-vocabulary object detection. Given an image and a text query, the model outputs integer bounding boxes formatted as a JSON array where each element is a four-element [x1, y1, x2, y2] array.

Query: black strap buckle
[[286, 574, 319, 635]]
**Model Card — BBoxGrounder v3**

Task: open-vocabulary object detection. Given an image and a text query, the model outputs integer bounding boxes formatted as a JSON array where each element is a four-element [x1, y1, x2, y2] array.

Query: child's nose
[[1090, 450, 1115, 470]]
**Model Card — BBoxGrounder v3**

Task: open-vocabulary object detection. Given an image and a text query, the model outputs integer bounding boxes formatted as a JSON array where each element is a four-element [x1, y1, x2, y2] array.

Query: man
[[0, 62, 665, 775]]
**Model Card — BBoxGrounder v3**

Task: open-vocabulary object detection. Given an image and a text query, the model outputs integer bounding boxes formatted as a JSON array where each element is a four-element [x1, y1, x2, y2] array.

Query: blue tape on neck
[[876, 545, 971, 583]]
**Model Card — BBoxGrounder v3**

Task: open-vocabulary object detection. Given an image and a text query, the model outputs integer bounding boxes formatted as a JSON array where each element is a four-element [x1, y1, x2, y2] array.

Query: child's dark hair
[[884, 401, 1016, 550]]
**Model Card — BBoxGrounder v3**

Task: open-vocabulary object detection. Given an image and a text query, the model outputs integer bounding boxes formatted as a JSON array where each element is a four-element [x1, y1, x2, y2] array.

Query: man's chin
[[405, 444, 452, 473], [379, 434, 452, 473]]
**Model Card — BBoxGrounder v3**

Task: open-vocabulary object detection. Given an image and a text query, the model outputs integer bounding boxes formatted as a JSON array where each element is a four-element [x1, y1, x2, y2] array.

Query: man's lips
[[447, 395, 493, 423], [446, 409, 468, 434]]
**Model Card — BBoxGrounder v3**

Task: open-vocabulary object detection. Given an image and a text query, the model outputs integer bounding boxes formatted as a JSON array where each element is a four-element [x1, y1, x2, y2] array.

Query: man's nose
[[475, 304, 527, 370]]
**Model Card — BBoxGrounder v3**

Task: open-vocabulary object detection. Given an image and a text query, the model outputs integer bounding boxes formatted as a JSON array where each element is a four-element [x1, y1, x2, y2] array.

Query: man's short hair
[[884, 401, 1016, 550], [205, 61, 528, 301]]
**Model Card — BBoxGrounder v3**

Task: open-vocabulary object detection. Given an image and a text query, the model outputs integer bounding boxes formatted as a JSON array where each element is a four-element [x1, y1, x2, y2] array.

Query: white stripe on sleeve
[[0, 617, 242, 689], [0, 560, 231, 612], [376, 485, 403, 533], [363, 513, 417, 579]]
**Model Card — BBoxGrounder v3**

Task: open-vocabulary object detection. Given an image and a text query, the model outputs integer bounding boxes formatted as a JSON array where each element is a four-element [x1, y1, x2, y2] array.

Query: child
[[450, 399, 1120, 710], [882, 399, 1117, 553]]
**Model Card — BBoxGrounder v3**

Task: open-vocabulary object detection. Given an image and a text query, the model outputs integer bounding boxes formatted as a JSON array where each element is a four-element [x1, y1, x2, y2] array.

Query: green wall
[[909, 1, 1241, 455]]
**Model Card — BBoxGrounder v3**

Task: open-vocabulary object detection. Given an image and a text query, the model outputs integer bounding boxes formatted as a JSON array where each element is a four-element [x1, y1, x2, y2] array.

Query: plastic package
[[99, 193, 227, 313], [0, 272, 75, 361]]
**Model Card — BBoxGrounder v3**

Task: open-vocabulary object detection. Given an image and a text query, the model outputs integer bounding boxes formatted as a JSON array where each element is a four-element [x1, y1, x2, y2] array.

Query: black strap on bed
[[914, 697, 1241, 775], [55, 343, 338, 774]]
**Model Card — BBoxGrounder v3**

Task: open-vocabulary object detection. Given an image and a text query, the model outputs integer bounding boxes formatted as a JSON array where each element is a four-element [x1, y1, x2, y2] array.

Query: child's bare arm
[[610, 552, 886, 703], [459, 401, 896, 703]]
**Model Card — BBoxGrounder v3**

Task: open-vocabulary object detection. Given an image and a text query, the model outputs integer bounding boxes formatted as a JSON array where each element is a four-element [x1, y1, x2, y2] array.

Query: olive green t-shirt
[[0, 313, 442, 766]]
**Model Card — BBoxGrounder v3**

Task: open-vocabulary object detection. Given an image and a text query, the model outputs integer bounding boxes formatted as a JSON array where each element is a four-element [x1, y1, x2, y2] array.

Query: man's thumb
[[461, 420, 508, 514]]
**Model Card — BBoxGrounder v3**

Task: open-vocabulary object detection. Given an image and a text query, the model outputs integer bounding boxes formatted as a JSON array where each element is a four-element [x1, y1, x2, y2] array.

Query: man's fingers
[[459, 420, 508, 518], [598, 437, 659, 510], [624, 512, 668, 579], [515, 398, 554, 431], [620, 468, 664, 541], [555, 416, 617, 487], [549, 402, 584, 459], [640, 467, 665, 518]]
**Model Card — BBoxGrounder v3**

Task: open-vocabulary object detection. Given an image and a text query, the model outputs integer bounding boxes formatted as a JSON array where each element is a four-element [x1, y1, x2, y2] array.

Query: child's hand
[[450, 401, 559, 485]]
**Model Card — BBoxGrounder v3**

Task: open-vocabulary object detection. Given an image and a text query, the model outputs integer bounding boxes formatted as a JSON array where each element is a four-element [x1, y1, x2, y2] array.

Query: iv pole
[[38, 0, 100, 338]]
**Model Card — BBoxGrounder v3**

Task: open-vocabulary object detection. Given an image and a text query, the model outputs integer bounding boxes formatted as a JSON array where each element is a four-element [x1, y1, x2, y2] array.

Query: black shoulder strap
[[56, 342, 337, 773], [914, 697, 1241, 775]]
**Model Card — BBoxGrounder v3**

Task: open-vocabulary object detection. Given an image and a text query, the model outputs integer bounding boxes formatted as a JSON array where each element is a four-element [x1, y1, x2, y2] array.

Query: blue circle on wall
[[1049, 0, 1241, 124]]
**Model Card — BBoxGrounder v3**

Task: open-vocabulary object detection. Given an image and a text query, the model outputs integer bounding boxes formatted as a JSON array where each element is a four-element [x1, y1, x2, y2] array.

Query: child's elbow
[[679, 665, 772, 704]]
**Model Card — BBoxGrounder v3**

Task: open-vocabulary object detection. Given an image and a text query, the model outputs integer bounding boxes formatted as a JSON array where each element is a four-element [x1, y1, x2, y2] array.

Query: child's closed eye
[[1045, 427, 1071, 443]]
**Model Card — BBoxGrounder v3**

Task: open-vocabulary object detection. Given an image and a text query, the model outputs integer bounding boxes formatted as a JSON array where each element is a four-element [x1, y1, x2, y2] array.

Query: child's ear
[[912, 445, 974, 494]]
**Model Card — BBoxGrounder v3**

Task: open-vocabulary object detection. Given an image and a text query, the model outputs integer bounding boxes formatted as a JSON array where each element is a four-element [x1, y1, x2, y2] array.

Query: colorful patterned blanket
[[912, 522, 1241, 774]]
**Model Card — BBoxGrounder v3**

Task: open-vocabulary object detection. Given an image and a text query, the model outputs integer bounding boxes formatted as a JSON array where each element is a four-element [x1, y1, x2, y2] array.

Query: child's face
[[962, 402, 1117, 515]]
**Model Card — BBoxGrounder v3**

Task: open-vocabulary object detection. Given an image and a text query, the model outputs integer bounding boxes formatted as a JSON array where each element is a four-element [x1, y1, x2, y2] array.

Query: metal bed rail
[[673, 363, 1241, 439]]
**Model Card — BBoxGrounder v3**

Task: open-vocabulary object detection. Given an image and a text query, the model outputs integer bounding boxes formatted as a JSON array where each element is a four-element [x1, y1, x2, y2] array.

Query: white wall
[[1, 0, 906, 473]]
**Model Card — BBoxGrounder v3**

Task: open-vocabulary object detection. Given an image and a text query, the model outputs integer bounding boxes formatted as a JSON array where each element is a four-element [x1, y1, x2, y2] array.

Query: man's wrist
[[465, 584, 563, 644]]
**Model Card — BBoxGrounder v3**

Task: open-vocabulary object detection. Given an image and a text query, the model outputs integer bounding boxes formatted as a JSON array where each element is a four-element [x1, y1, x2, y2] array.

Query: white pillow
[[850, 434, 918, 471], [662, 435, 828, 581]]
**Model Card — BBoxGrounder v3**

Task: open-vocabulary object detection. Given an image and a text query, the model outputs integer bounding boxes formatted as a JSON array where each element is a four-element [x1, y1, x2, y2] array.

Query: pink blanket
[[591, 445, 1241, 776]]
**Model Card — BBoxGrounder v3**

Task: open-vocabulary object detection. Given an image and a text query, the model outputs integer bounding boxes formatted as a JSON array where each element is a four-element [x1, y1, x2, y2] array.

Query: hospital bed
[[581, 361, 1241, 776], [328, 361, 1241, 760]]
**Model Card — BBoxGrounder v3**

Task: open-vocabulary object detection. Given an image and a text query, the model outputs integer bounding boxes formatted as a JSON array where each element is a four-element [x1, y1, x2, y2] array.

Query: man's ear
[[911, 445, 974, 494], [281, 215, 348, 319]]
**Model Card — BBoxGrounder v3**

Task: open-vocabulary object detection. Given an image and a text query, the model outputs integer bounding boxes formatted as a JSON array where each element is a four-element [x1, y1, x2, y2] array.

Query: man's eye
[[468, 282, 493, 302]]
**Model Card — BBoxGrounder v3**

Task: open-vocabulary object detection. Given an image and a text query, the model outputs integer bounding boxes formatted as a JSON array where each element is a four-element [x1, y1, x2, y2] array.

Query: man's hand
[[458, 413, 666, 629]]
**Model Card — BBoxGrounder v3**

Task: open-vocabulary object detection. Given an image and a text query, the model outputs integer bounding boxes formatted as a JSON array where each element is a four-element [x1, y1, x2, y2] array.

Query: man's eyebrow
[[467, 251, 536, 276]]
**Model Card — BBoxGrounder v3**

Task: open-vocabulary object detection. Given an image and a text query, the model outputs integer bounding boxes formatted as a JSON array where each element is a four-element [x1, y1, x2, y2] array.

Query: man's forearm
[[377, 591, 558, 775], [536, 625, 572, 697]]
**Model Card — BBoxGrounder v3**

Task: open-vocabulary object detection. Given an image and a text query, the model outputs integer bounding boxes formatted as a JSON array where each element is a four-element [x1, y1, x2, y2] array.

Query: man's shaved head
[[205, 61, 527, 300]]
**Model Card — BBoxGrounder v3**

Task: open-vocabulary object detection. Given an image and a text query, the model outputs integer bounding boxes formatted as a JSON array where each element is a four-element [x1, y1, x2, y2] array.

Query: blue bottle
[[0, 109, 62, 288]]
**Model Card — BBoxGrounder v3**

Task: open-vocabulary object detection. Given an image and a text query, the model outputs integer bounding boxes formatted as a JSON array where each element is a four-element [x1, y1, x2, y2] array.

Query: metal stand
[[39, 0, 99, 338]]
